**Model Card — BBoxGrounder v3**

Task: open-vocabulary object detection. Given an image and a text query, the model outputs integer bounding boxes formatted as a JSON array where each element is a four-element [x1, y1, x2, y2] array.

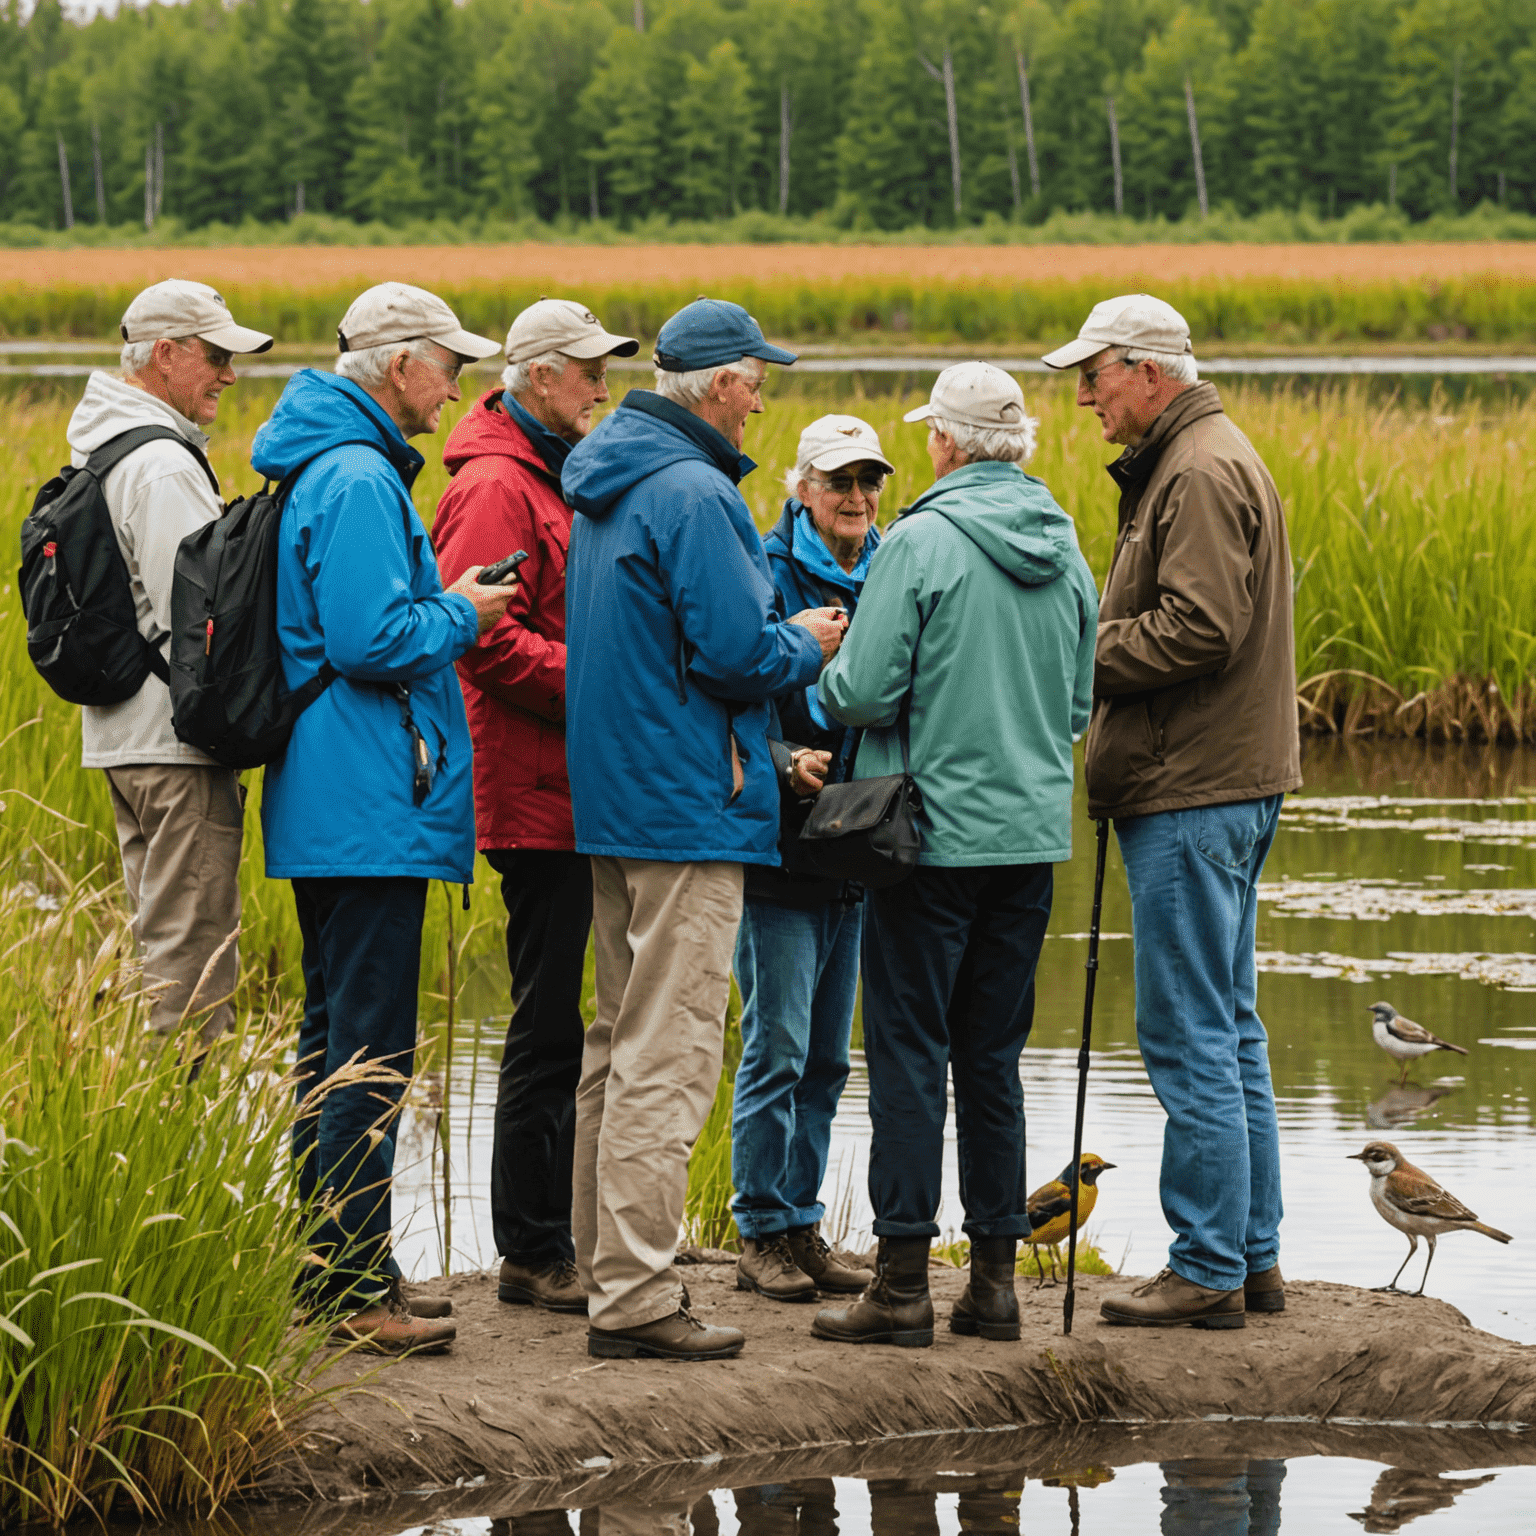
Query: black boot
[[810, 1237, 933, 1347], [949, 1236, 1019, 1341]]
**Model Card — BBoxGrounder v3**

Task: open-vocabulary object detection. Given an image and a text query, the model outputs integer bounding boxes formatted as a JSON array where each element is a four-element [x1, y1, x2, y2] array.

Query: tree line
[[6, 0, 1534, 234]]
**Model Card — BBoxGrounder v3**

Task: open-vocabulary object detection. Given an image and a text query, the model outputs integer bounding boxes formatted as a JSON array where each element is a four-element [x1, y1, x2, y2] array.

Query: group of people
[[74, 272, 1298, 1361]]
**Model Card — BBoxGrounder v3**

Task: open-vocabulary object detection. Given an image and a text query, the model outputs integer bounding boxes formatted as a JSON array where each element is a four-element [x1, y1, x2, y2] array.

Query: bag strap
[[85, 425, 220, 497], [847, 697, 911, 779]]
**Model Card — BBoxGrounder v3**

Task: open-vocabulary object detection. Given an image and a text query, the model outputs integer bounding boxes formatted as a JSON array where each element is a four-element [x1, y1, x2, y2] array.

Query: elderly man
[[434, 299, 638, 1315], [562, 298, 846, 1360], [1042, 294, 1301, 1329], [252, 283, 515, 1355], [64, 280, 271, 1044]]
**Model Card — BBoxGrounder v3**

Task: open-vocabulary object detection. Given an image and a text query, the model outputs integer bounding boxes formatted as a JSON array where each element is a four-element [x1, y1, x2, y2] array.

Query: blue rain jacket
[[561, 391, 824, 864], [252, 369, 481, 881]]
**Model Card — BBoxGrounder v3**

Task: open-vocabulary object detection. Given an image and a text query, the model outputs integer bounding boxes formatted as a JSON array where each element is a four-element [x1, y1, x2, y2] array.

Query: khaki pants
[[574, 856, 744, 1331], [104, 764, 243, 1043]]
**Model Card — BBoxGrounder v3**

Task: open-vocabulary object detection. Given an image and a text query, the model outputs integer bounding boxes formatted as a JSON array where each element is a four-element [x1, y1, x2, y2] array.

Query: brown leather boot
[[810, 1237, 933, 1347], [787, 1224, 873, 1294], [737, 1233, 817, 1302], [389, 1276, 453, 1319], [498, 1256, 588, 1314], [1100, 1268, 1245, 1330], [330, 1295, 456, 1354], [588, 1293, 745, 1361], [949, 1236, 1020, 1341], [1244, 1263, 1285, 1314]]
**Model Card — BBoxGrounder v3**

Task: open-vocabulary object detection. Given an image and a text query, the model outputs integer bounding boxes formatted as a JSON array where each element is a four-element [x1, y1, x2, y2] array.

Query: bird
[[1369, 1001, 1468, 1086], [1347, 1140, 1511, 1295], [1023, 1153, 1115, 1286]]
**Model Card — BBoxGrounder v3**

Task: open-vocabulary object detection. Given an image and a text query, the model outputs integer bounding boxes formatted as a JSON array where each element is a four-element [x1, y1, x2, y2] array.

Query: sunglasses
[[808, 470, 887, 498]]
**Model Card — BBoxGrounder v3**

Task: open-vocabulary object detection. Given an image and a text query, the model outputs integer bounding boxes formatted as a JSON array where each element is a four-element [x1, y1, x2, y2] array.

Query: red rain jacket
[[434, 390, 574, 851]]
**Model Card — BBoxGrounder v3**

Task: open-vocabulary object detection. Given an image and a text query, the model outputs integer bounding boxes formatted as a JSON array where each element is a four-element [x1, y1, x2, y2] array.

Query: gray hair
[[653, 356, 760, 407], [503, 349, 574, 394], [334, 337, 445, 389], [929, 412, 1039, 466], [1123, 346, 1199, 386], [121, 336, 197, 376]]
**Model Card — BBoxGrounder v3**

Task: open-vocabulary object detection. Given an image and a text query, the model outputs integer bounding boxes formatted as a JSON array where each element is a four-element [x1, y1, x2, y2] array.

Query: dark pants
[[291, 876, 427, 1309], [484, 848, 593, 1265], [861, 862, 1054, 1240]]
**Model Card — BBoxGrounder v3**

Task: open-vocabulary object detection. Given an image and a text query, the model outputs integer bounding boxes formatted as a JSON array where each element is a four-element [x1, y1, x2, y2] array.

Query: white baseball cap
[[505, 298, 639, 365], [903, 361, 1028, 430], [1041, 293, 1192, 370], [120, 279, 273, 354], [337, 282, 500, 361], [795, 414, 894, 475]]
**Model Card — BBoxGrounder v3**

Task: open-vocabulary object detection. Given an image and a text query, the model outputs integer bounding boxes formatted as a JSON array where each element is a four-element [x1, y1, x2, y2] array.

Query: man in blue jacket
[[253, 283, 514, 1355], [562, 299, 847, 1361]]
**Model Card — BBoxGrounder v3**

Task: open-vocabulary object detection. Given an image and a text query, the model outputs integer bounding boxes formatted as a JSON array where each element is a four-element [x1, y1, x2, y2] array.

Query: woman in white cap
[[730, 414, 894, 1306]]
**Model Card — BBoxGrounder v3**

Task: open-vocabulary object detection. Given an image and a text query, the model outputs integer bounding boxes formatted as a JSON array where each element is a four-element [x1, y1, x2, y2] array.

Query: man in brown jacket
[[1043, 295, 1301, 1330]]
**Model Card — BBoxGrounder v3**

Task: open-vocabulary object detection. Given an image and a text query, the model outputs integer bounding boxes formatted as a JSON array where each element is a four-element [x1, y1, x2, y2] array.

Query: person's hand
[[789, 606, 849, 663], [789, 748, 832, 798], [449, 565, 518, 636]]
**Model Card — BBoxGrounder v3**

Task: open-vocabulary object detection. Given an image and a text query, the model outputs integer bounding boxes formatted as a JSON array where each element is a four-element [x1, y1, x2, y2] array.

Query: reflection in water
[[733, 1480, 838, 1536], [1366, 1083, 1456, 1130], [1347, 1467, 1498, 1532], [1159, 1460, 1283, 1536]]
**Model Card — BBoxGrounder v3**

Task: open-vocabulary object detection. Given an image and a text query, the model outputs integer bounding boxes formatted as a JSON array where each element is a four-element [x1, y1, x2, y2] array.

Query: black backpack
[[167, 442, 379, 769], [19, 426, 218, 707]]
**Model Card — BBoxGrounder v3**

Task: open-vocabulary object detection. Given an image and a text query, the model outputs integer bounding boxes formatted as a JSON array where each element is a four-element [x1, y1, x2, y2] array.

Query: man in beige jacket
[[1044, 295, 1301, 1330], [68, 280, 272, 1042]]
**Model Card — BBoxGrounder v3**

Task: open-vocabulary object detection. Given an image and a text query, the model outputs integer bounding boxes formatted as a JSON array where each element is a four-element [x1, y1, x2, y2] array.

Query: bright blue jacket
[[252, 369, 480, 882], [561, 392, 823, 865]]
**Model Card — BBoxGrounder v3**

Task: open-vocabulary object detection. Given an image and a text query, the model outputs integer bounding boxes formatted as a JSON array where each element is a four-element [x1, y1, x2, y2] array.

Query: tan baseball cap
[[1041, 293, 1192, 370], [337, 282, 500, 361], [119, 279, 273, 354], [903, 361, 1028, 430], [505, 298, 638, 365], [796, 414, 894, 475]]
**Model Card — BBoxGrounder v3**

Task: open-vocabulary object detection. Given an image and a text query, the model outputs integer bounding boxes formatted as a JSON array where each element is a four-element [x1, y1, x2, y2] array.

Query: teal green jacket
[[819, 459, 1098, 867]]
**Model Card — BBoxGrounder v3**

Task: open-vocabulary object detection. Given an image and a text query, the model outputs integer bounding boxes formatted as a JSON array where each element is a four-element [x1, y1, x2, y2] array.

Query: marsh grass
[[931, 1237, 1117, 1278]]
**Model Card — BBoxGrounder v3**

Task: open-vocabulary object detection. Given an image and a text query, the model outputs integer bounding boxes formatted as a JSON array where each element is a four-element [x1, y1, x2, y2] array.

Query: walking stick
[[1063, 817, 1110, 1336]]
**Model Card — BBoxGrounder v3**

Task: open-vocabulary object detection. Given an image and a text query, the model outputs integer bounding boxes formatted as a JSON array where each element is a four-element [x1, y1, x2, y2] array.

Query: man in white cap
[[250, 283, 516, 1356], [66, 279, 272, 1046], [433, 298, 637, 1317], [1042, 295, 1301, 1331]]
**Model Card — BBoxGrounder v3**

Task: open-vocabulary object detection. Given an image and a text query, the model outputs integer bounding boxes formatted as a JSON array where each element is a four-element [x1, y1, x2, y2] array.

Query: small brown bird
[[1370, 1001, 1468, 1085], [1348, 1140, 1511, 1295], [1023, 1153, 1115, 1286]]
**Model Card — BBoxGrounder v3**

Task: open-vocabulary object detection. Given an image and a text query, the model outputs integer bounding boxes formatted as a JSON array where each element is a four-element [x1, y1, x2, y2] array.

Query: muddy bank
[[257, 1264, 1536, 1518]]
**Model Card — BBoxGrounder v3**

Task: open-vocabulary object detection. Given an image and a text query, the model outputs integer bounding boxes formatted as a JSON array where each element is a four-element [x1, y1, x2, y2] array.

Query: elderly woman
[[731, 415, 894, 1305], [810, 364, 1099, 1348]]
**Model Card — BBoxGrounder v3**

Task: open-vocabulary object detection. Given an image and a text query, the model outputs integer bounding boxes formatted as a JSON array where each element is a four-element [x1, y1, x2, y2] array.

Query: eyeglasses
[[414, 350, 463, 384], [180, 337, 234, 371], [807, 470, 886, 499], [1081, 355, 1136, 393]]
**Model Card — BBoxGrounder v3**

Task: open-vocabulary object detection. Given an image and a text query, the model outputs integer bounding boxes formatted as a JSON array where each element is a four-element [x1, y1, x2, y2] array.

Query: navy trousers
[[860, 862, 1054, 1240]]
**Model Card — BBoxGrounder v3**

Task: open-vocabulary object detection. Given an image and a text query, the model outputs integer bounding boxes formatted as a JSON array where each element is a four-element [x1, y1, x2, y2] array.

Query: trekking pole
[[1063, 817, 1110, 1337]]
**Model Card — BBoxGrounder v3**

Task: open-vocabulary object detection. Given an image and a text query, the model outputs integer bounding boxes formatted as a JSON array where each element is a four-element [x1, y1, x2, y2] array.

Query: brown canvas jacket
[[1084, 381, 1302, 820]]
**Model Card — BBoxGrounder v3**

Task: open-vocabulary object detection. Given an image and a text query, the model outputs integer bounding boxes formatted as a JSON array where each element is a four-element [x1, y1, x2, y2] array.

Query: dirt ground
[[252, 1262, 1536, 1525], [7, 242, 1536, 290]]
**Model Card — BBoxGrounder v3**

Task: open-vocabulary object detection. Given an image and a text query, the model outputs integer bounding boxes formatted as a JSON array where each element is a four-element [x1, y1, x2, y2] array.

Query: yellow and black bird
[[1023, 1153, 1115, 1286]]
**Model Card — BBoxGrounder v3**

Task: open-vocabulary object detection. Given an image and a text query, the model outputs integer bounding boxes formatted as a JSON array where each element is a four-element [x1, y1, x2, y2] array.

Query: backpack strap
[[85, 425, 221, 497]]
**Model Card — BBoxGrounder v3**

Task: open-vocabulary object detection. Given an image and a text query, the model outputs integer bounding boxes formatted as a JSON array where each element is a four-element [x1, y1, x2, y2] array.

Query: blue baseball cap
[[654, 298, 797, 372]]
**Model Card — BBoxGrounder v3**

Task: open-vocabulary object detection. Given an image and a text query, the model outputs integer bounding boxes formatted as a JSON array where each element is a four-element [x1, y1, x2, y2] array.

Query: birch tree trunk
[[778, 82, 792, 215], [1006, 136, 1020, 212], [91, 123, 105, 223], [1016, 51, 1040, 199], [1183, 72, 1208, 220], [918, 45, 963, 217], [144, 142, 154, 230], [1448, 48, 1461, 205], [56, 133, 73, 229], [1105, 94, 1123, 216], [588, 161, 600, 219], [154, 122, 164, 219], [633, 1, 644, 31]]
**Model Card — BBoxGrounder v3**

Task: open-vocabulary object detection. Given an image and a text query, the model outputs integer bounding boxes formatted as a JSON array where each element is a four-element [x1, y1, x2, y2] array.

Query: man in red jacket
[[434, 298, 638, 1312]]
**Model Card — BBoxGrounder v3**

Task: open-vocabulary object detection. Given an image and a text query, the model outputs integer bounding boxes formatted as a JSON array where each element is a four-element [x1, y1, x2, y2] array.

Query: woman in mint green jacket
[[809, 362, 1098, 1352]]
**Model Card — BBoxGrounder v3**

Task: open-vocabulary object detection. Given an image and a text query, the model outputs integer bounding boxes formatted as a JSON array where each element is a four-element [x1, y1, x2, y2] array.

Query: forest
[[5, 0, 1535, 234]]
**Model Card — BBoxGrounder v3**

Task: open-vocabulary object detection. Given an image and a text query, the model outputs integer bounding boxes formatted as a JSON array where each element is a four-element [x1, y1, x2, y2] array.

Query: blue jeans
[[1115, 796, 1285, 1293], [730, 898, 862, 1239]]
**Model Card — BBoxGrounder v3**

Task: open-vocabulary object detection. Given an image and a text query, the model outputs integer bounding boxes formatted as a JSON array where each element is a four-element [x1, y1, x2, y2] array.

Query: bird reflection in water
[[1366, 1082, 1455, 1131], [1158, 1459, 1284, 1536], [1347, 1467, 1497, 1532]]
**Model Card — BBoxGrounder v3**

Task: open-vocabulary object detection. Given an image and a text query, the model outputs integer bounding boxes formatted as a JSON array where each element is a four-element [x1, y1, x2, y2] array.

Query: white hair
[[929, 412, 1039, 466], [1123, 346, 1199, 385], [121, 336, 198, 376], [653, 356, 760, 406], [334, 337, 444, 388], [503, 349, 574, 393]]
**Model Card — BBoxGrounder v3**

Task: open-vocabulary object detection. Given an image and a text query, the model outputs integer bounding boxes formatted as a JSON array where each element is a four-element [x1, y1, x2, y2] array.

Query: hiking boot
[[498, 1256, 588, 1314], [1100, 1268, 1245, 1330], [787, 1224, 873, 1295], [389, 1276, 453, 1319], [811, 1237, 933, 1347], [1244, 1263, 1286, 1314], [587, 1295, 745, 1361], [737, 1234, 817, 1303], [949, 1236, 1020, 1341], [330, 1296, 456, 1354]]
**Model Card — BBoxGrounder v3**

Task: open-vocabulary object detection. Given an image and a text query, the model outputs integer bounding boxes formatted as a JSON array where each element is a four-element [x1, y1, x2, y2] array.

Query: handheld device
[[479, 549, 529, 586]]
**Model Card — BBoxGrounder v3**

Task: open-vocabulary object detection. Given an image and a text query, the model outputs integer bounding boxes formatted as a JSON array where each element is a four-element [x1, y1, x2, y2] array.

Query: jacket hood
[[67, 369, 209, 457], [561, 390, 749, 520], [443, 389, 550, 479], [251, 368, 423, 487], [905, 460, 1079, 587]]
